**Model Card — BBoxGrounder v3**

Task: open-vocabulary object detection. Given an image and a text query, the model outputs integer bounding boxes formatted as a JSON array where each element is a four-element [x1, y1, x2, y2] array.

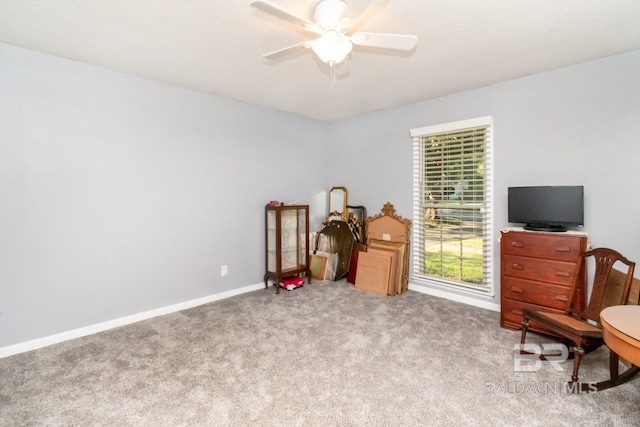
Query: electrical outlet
[[220, 265, 228, 276]]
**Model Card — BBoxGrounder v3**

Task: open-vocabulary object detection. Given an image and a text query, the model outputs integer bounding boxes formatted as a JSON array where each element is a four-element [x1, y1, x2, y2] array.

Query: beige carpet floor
[[1, 280, 639, 426]]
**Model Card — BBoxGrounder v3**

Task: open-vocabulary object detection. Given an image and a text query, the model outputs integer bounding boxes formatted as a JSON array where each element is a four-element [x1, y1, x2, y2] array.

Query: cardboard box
[[355, 251, 392, 296], [366, 246, 399, 296], [369, 240, 408, 294]]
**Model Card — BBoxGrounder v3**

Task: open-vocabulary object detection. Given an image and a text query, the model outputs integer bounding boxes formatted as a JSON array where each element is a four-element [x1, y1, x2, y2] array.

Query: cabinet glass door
[[296, 207, 307, 267], [266, 206, 307, 273]]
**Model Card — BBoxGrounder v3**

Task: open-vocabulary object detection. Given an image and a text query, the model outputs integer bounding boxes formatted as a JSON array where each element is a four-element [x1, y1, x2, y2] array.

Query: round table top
[[600, 305, 640, 342]]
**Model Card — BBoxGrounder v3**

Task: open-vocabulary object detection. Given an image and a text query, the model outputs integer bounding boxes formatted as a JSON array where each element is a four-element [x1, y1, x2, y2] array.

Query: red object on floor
[[281, 276, 304, 291]]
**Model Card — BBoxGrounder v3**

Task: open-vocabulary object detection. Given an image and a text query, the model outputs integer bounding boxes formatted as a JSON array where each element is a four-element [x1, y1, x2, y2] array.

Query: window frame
[[410, 116, 494, 296]]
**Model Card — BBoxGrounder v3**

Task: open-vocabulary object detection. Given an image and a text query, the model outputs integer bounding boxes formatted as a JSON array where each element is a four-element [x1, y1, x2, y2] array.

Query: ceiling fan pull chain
[[329, 61, 336, 90]]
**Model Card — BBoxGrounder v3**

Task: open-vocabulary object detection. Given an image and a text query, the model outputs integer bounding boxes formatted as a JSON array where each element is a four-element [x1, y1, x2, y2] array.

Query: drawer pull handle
[[510, 287, 524, 293], [555, 295, 569, 302], [511, 264, 524, 270], [555, 246, 571, 253], [511, 242, 524, 248], [555, 271, 570, 277]]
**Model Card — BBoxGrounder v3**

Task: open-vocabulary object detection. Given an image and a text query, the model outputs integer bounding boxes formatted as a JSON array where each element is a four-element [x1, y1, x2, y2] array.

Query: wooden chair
[[520, 247, 637, 391]]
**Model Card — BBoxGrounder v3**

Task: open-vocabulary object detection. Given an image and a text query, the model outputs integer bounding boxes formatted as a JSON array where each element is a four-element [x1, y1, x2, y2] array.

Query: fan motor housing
[[313, 0, 347, 28]]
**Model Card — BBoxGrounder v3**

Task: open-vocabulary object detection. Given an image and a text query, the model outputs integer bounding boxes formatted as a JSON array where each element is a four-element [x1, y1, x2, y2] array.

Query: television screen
[[508, 186, 584, 232]]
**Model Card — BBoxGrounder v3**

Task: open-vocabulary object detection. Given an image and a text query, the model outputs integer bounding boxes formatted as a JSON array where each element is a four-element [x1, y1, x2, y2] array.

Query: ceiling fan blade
[[262, 41, 313, 60], [250, 0, 321, 34], [350, 32, 417, 51], [339, 0, 384, 28]]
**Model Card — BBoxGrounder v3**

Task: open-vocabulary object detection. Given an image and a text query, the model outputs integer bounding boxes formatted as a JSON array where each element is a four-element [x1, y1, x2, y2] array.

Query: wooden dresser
[[500, 229, 588, 335]]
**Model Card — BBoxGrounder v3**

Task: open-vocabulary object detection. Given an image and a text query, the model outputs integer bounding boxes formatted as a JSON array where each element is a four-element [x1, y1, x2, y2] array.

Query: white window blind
[[410, 117, 494, 294]]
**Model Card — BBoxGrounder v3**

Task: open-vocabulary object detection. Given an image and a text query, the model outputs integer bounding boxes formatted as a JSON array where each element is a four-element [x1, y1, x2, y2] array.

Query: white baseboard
[[408, 282, 500, 312], [2, 282, 500, 358], [0, 282, 265, 359]]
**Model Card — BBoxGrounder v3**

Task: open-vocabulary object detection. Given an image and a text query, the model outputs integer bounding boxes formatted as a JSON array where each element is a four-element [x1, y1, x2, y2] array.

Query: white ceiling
[[1, 0, 640, 122]]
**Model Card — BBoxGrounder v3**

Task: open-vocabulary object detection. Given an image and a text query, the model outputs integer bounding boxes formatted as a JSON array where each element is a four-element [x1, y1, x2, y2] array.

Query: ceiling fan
[[250, 0, 418, 85]]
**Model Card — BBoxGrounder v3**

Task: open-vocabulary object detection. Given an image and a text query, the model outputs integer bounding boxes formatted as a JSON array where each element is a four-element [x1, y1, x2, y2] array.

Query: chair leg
[[520, 315, 530, 347], [571, 346, 585, 383]]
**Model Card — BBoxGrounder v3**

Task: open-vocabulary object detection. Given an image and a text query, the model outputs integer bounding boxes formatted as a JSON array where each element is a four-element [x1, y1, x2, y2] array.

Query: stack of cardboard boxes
[[355, 203, 411, 296]]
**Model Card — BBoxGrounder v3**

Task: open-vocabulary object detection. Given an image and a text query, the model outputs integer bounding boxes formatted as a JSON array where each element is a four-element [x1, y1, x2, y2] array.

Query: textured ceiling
[[1, 0, 640, 122]]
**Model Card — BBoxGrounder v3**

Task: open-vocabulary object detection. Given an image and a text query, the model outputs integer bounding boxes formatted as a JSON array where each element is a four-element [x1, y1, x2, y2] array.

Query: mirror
[[316, 220, 355, 280], [329, 186, 348, 218], [347, 205, 367, 243], [347, 205, 366, 224]]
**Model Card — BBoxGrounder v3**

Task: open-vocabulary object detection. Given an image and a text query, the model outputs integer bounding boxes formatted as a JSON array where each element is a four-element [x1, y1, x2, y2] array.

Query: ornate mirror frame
[[328, 186, 348, 220]]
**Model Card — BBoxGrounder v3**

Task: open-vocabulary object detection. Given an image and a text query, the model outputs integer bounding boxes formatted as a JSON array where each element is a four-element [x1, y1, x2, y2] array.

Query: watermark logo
[[482, 343, 598, 394], [485, 380, 598, 394], [513, 343, 568, 372]]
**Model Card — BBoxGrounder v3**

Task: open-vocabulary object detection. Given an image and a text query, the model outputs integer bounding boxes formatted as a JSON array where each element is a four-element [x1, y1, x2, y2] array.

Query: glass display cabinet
[[264, 204, 310, 294]]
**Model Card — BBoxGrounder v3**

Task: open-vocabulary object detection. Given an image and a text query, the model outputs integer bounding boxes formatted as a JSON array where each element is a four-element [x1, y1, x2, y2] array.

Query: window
[[410, 117, 493, 294]]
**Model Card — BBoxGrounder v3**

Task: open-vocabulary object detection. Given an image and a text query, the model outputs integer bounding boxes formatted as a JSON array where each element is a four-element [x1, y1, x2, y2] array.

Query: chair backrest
[[580, 248, 636, 323], [604, 268, 640, 306], [630, 275, 640, 305]]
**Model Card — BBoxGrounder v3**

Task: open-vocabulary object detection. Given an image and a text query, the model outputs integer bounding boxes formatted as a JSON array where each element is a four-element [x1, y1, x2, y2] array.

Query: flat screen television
[[508, 186, 584, 232]]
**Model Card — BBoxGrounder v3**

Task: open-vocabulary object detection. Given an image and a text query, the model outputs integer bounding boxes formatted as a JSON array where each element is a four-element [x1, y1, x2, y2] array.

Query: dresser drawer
[[502, 277, 572, 310], [502, 254, 578, 286], [501, 298, 563, 335], [501, 231, 584, 261]]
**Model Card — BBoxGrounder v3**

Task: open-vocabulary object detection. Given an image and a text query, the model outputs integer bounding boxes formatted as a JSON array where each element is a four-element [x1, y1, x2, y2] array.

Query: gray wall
[[0, 43, 330, 347], [2, 41, 639, 349], [327, 49, 640, 304]]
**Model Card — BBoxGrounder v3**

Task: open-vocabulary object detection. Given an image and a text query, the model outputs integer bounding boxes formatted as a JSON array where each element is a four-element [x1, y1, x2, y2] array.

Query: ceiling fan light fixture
[[311, 30, 353, 64]]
